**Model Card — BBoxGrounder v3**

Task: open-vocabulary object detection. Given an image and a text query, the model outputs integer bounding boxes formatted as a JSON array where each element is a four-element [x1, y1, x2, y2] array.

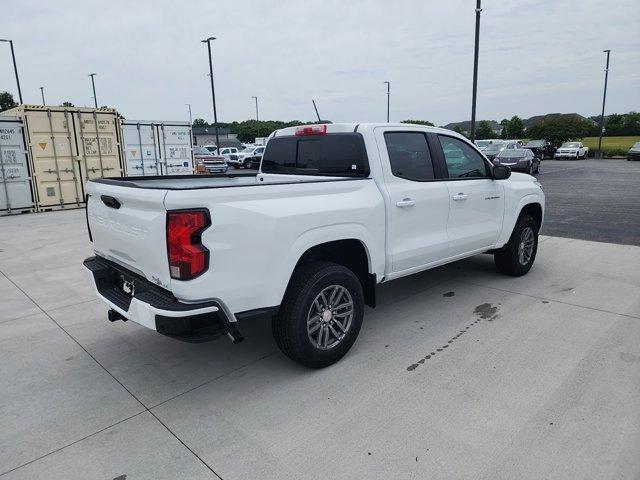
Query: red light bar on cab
[[295, 124, 327, 136]]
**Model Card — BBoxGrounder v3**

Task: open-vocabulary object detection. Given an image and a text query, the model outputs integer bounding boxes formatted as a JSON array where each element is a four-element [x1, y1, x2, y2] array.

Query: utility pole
[[383, 81, 390, 122], [185, 103, 192, 125], [88, 73, 98, 108], [469, 0, 482, 141], [202, 37, 220, 150], [252, 96, 259, 121], [0, 39, 23, 103], [597, 49, 611, 159], [40, 87, 45, 105]]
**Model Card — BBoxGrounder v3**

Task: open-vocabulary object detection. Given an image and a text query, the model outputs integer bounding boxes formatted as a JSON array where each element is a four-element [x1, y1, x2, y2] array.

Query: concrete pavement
[[1, 210, 639, 479]]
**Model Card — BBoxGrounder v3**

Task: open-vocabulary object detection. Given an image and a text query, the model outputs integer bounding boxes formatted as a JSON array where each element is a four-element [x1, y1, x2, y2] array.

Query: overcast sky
[[2, 0, 639, 125]]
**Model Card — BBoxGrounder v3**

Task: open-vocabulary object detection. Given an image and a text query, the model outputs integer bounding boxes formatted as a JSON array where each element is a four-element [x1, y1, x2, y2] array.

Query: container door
[[74, 111, 123, 184], [120, 122, 160, 176], [0, 118, 34, 214], [26, 109, 83, 209], [157, 124, 193, 175]]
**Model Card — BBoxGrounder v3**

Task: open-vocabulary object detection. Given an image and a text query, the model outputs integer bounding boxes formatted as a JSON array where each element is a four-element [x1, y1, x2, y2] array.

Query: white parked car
[[84, 123, 544, 368], [554, 141, 589, 159]]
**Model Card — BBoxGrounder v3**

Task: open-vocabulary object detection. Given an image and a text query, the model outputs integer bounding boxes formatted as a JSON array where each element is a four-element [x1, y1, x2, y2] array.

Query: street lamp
[[88, 73, 98, 108], [252, 96, 259, 121], [383, 81, 390, 122], [469, 0, 482, 141], [0, 39, 23, 104], [185, 103, 192, 125], [597, 49, 611, 159], [201, 36, 220, 150], [40, 87, 45, 105]]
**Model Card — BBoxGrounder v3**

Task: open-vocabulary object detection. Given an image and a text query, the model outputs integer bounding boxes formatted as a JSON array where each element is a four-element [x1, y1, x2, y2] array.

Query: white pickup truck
[[554, 141, 589, 159], [84, 123, 544, 368]]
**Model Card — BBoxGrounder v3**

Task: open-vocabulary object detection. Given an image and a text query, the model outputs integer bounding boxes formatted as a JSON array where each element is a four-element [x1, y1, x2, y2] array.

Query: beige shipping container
[[0, 105, 123, 210]]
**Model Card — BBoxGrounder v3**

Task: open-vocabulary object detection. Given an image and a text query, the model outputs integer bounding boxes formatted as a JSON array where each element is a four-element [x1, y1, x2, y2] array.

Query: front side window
[[438, 135, 488, 179], [384, 132, 434, 181]]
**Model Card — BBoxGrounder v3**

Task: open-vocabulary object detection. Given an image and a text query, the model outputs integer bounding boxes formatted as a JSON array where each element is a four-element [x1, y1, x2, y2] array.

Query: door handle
[[452, 193, 468, 201], [396, 198, 415, 208]]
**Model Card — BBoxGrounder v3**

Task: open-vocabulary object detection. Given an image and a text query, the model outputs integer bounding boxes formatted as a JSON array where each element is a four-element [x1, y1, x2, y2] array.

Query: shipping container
[[0, 117, 35, 215], [120, 120, 193, 176], [0, 105, 123, 211]]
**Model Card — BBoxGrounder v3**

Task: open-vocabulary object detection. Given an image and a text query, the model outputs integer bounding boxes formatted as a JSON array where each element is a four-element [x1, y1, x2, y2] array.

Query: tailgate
[[86, 181, 172, 290]]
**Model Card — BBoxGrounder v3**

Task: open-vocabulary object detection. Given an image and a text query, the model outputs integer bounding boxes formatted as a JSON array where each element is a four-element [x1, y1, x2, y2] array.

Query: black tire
[[494, 214, 539, 276], [231, 164, 239, 169], [272, 261, 364, 368], [243, 159, 251, 169]]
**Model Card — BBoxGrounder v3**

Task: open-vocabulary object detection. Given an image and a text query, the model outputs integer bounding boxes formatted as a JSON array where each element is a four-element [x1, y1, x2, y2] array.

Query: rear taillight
[[295, 124, 327, 136], [166, 209, 210, 280]]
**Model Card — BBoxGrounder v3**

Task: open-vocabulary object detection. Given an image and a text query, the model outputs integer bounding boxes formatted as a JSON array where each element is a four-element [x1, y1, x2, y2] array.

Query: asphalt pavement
[[537, 159, 640, 246]]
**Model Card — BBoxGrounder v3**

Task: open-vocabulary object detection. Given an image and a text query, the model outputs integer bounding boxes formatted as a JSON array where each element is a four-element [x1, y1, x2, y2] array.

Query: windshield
[[475, 140, 490, 147], [484, 142, 505, 153], [526, 140, 545, 147], [633, 142, 640, 149], [193, 146, 212, 155], [241, 147, 255, 153], [562, 142, 581, 148], [497, 149, 528, 158]]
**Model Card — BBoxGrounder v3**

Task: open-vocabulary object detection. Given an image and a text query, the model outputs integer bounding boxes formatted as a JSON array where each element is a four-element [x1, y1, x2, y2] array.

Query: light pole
[[252, 96, 259, 121], [185, 103, 192, 125], [469, 0, 482, 141], [383, 81, 390, 122], [597, 49, 611, 159], [88, 73, 98, 108], [40, 87, 45, 105], [0, 39, 23, 104], [202, 37, 220, 150]]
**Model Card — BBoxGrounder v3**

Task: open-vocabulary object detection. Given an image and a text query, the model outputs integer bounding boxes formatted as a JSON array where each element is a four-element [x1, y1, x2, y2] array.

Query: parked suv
[[524, 140, 555, 159], [236, 145, 266, 169], [627, 141, 640, 161], [555, 141, 588, 159]]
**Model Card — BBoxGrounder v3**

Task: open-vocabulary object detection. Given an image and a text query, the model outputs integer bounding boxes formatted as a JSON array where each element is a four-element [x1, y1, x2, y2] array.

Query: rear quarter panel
[[164, 179, 386, 314]]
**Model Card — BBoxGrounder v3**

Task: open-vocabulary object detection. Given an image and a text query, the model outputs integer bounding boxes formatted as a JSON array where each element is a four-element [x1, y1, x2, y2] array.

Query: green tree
[[506, 116, 524, 139], [622, 111, 640, 135], [400, 119, 434, 126], [192, 118, 208, 127], [61, 101, 74, 107], [0, 91, 18, 112], [499, 119, 509, 139], [475, 121, 494, 140], [604, 114, 625, 135], [452, 125, 466, 137], [526, 117, 593, 147]]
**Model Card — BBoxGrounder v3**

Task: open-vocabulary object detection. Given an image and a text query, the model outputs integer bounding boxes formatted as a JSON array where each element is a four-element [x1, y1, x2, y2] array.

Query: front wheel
[[243, 159, 252, 169], [272, 261, 364, 368], [494, 215, 539, 276]]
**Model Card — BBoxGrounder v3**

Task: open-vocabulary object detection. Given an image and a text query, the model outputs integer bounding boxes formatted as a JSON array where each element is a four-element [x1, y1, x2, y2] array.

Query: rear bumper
[[83, 256, 242, 343], [204, 164, 228, 173]]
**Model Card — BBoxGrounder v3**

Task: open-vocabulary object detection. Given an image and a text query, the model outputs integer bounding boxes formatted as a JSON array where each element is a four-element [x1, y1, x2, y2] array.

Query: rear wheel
[[494, 214, 538, 276], [243, 159, 252, 169], [272, 261, 364, 368]]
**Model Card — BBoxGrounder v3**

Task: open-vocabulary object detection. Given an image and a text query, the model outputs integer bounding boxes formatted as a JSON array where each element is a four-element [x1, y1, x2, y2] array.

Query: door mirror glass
[[493, 164, 511, 180]]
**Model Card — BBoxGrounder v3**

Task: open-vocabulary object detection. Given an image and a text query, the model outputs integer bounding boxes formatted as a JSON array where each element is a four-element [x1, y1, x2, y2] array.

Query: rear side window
[[384, 132, 435, 181], [261, 134, 369, 176]]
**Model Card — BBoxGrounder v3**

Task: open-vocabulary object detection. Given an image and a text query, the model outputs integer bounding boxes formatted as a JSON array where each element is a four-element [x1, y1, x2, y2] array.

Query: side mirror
[[492, 164, 511, 180]]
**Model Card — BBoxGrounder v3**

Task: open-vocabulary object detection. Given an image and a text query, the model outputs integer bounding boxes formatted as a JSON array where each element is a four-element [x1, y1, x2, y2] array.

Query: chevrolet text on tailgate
[[84, 123, 545, 368]]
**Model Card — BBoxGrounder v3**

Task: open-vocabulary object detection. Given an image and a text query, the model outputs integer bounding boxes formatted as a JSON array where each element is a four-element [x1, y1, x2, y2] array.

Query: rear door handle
[[452, 193, 468, 201], [396, 198, 415, 208]]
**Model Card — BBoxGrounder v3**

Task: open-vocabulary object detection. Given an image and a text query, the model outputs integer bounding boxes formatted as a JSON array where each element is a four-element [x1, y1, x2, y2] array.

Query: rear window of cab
[[261, 133, 369, 177]]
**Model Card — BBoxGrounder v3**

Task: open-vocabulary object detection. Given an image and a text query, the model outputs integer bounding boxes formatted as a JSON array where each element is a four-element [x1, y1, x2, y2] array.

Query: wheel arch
[[288, 238, 377, 308]]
